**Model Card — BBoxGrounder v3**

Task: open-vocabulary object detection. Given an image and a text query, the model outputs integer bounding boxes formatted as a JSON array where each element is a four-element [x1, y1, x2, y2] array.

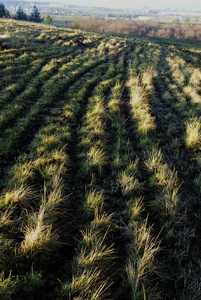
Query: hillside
[[0, 19, 201, 299]]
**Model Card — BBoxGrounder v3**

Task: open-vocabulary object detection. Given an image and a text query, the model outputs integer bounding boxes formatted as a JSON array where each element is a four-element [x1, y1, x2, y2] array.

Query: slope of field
[[0, 19, 201, 299]]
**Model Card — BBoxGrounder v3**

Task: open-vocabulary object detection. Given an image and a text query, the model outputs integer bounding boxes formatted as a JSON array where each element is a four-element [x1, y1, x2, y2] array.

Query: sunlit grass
[[144, 148, 163, 172], [84, 189, 105, 212], [77, 232, 114, 269], [83, 145, 108, 175], [184, 85, 201, 105], [185, 118, 201, 149], [0, 186, 32, 207], [125, 198, 160, 299], [59, 269, 110, 300], [145, 148, 180, 216], [118, 161, 142, 196], [20, 204, 58, 256], [128, 77, 156, 135], [0, 272, 17, 299]]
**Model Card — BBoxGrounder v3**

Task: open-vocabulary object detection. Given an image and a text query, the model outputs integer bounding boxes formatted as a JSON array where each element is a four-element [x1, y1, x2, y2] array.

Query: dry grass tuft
[[125, 198, 160, 300], [84, 145, 108, 175], [185, 118, 201, 149], [21, 205, 57, 256], [145, 148, 180, 216], [0, 186, 32, 208], [128, 77, 156, 134], [84, 189, 105, 212]]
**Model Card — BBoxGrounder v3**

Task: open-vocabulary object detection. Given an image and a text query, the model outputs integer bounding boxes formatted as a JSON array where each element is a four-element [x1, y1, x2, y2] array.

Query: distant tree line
[[69, 18, 201, 41], [0, 3, 44, 23], [107, 13, 140, 19]]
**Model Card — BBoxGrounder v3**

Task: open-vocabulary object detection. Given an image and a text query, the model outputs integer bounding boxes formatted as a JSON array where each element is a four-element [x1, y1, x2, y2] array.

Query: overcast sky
[[12, 0, 201, 9]]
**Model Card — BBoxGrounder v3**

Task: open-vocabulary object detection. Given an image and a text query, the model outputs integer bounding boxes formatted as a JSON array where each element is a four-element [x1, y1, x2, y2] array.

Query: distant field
[[0, 19, 201, 299], [44, 9, 201, 28]]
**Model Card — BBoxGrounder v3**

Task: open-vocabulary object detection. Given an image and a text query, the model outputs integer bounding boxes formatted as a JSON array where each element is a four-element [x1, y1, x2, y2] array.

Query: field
[[0, 19, 201, 299]]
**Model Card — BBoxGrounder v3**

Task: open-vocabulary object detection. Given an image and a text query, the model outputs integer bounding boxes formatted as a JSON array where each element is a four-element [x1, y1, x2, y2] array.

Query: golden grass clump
[[84, 189, 105, 212], [82, 97, 109, 142], [145, 148, 180, 216], [61, 269, 110, 300], [125, 198, 160, 299], [144, 148, 163, 172], [0, 208, 15, 228], [141, 67, 157, 89], [9, 158, 35, 187], [128, 77, 156, 134], [86, 98, 109, 126], [21, 204, 57, 256], [21, 207, 52, 255], [41, 58, 57, 72], [43, 176, 63, 214], [59, 202, 114, 299], [0, 271, 17, 299], [0, 186, 31, 207], [184, 86, 201, 105], [166, 55, 186, 85], [108, 98, 120, 113], [84, 145, 107, 175], [189, 68, 201, 86], [77, 231, 114, 269], [185, 118, 201, 149], [118, 165, 142, 196], [111, 81, 123, 99], [20, 175, 63, 256], [91, 209, 114, 232]]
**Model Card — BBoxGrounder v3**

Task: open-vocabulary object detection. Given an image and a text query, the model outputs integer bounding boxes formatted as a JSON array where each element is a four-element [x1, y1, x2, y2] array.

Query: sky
[[10, 0, 201, 9]]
